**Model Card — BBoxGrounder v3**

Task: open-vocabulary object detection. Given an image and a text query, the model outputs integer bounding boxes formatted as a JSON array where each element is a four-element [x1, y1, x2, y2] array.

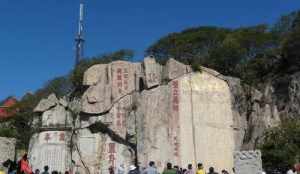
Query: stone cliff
[[28, 57, 282, 174]]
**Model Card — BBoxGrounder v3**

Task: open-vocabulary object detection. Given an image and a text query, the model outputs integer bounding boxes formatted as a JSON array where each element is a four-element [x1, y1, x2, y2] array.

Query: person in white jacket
[[287, 166, 296, 174]]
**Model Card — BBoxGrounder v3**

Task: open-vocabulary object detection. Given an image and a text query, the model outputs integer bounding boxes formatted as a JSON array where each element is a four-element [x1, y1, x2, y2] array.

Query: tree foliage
[[260, 120, 300, 172], [147, 26, 230, 65], [146, 24, 280, 84], [145, 10, 300, 86], [281, 11, 300, 72]]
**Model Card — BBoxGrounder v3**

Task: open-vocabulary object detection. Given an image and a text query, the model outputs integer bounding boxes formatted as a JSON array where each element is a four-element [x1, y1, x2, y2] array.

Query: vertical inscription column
[[115, 104, 126, 137], [171, 80, 181, 165], [117, 68, 123, 94], [108, 142, 116, 168]]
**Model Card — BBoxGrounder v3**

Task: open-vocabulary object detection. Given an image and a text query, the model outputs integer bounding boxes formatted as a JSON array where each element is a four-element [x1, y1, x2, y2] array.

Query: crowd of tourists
[[1, 154, 299, 174], [1, 154, 71, 174], [128, 162, 298, 174], [126, 161, 228, 174]]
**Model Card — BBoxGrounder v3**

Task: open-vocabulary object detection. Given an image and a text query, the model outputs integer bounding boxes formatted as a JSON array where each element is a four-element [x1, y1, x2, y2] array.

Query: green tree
[[42, 76, 73, 98], [146, 25, 279, 81], [146, 26, 230, 64], [231, 25, 278, 59], [260, 120, 300, 172], [281, 29, 300, 72], [271, 11, 299, 37], [208, 35, 245, 76]]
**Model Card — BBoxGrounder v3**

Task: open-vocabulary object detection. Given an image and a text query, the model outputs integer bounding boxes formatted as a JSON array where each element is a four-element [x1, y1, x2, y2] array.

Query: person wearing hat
[[128, 165, 139, 174]]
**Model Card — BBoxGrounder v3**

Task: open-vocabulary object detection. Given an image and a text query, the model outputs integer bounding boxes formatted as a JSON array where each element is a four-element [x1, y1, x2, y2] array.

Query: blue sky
[[1, 0, 300, 100]]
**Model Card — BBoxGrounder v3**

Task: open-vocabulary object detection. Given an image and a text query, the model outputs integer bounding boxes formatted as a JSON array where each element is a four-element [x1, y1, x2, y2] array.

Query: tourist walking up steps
[[142, 161, 159, 174], [196, 163, 205, 174], [162, 163, 176, 174]]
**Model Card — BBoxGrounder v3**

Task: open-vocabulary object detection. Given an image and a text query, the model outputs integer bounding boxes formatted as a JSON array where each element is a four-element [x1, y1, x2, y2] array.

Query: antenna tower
[[75, 0, 85, 65]]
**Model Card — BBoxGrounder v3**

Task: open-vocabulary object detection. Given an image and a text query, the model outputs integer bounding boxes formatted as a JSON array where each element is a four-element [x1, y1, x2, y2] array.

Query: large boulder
[[136, 71, 235, 172], [34, 94, 73, 128], [34, 94, 58, 112], [81, 61, 141, 115], [143, 57, 162, 88], [72, 129, 135, 174], [164, 58, 192, 80]]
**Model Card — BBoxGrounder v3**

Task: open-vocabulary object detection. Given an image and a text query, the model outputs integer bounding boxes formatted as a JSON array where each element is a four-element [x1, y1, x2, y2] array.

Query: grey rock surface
[[34, 94, 58, 112], [0, 137, 16, 170], [28, 57, 300, 174], [71, 129, 135, 174], [81, 61, 140, 115], [234, 150, 262, 174], [224, 77, 280, 150], [34, 94, 73, 128], [28, 131, 72, 173], [164, 58, 191, 80], [143, 57, 162, 88]]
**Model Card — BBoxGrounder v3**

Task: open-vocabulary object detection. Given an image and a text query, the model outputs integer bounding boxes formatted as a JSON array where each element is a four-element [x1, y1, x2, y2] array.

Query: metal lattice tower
[[75, 0, 85, 65]]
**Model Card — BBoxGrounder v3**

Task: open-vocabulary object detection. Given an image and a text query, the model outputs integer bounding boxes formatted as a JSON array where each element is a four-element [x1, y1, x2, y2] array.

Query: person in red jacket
[[18, 154, 33, 174]]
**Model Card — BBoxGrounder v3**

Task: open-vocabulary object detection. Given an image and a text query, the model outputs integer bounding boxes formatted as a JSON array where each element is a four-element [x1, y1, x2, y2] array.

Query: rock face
[[29, 94, 73, 172], [28, 131, 72, 172], [78, 58, 235, 173], [33, 94, 72, 128], [34, 94, 59, 113], [225, 77, 281, 150], [271, 72, 300, 119], [234, 151, 262, 174], [72, 129, 135, 174], [28, 57, 285, 174], [81, 61, 140, 114], [0, 137, 16, 169], [136, 71, 235, 172]]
